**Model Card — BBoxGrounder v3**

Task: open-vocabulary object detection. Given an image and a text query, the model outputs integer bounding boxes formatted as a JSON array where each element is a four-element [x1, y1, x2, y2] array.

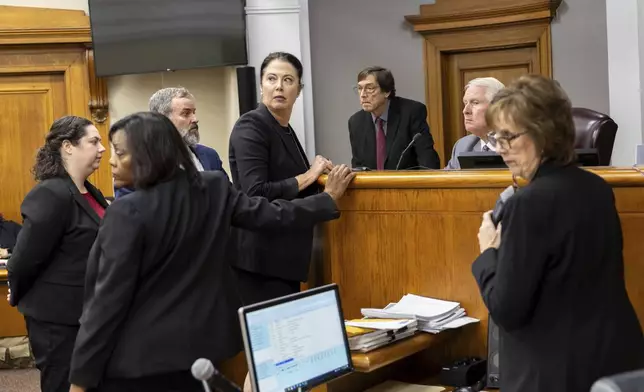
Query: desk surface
[[351, 333, 445, 373]]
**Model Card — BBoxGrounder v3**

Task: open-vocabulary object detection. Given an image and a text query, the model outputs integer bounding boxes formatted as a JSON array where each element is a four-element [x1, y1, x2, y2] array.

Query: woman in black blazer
[[473, 75, 644, 392], [229, 52, 334, 305], [68, 112, 354, 392], [7, 116, 108, 392]]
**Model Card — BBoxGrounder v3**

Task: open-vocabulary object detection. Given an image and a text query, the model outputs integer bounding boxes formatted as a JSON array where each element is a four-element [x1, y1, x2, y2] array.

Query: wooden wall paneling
[[405, 0, 561, 166], [0, 6, 91, 45], [0, 6, 113, 221], [86, 48, 113, 195]]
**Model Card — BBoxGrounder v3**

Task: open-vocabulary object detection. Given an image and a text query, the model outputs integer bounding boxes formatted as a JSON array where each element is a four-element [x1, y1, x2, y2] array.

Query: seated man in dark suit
[[445, 77, 505, 169], [0, 213, 21, 259], [348, 67, 440, 170], [115, 87, 227, 198]]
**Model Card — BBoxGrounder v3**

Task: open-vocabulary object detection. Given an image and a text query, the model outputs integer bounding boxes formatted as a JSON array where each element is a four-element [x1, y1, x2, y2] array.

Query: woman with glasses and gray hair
[[472, 74, 643, 392]]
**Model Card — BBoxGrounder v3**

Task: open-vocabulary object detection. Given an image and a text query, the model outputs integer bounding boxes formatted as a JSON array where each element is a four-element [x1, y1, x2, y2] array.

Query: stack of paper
[[360, 294, 479, 334], [344, 318, 417, 352]]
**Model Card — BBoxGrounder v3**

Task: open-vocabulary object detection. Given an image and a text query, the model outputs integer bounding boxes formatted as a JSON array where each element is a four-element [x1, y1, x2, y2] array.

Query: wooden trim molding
[[404, 0, 561, 29], [320, 167, 644, 189], [0, 6, 91, 45], [86, 49, 109, 124]]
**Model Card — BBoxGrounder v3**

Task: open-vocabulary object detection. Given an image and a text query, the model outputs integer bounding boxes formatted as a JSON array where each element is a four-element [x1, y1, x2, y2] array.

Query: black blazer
[[472, 162, 644, 392], [7, 176, 108, 325], [69, 171, 339, 388], [229, 104, 319, 282], [348, 96, 440, 170]]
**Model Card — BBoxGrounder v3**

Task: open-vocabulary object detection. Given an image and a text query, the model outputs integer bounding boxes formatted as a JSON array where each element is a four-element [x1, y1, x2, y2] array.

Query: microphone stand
[[395, 133, 422, 170]]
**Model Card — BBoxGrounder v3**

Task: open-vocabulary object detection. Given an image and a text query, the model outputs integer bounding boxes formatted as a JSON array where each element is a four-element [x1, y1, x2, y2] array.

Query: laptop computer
[[238, 283, 353, 392]]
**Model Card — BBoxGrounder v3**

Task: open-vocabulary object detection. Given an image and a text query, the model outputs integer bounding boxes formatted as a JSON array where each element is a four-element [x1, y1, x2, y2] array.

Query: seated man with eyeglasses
[[445, 77, 505, 169], [348, 66, 440, 171]]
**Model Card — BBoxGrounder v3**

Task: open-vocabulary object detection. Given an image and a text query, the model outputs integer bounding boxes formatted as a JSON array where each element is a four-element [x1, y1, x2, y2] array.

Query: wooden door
[[0, 73, 68, 222], [443, 47, 540, 159], [0, 6, 112, 222], [405, 0, 560, 165]]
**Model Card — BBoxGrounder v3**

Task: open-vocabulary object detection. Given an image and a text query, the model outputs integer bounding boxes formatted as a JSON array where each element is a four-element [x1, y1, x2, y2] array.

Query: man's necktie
[[482, 145, 491, 152], [376, 118, 386, 170]]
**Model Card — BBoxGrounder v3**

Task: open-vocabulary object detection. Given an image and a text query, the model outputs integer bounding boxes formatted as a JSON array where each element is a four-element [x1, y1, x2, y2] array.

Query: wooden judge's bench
[[309, 167, 644, 391]]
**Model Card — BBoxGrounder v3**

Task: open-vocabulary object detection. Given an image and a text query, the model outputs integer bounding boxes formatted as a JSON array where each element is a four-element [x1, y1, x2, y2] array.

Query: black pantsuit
[[233, 268, 301, 305], [25, 317, 79, 392], [92, 371, 202, 392], [7, 176, 107, 392], [229, 104, 321, 304]]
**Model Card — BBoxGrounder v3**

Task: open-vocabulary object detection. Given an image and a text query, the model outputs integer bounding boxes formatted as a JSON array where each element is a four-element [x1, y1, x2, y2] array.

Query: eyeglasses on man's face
[[487, 130, 528, 150], [353, 84, 379, 95]]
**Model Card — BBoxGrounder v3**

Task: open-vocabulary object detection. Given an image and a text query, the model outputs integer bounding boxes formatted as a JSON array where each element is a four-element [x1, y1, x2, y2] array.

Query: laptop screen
[[238, 284, 353, 392]]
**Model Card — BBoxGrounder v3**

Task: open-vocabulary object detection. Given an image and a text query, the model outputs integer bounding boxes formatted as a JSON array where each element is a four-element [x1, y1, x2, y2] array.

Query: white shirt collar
[[480, 139, 496, 152]]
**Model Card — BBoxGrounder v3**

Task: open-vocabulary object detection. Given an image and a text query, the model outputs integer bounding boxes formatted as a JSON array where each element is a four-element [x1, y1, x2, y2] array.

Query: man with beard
[[114, 87, 227, 198]]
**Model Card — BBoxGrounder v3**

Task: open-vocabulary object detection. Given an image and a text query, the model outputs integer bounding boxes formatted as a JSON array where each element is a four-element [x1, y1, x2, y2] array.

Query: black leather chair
[[572, 107, 618, 166]]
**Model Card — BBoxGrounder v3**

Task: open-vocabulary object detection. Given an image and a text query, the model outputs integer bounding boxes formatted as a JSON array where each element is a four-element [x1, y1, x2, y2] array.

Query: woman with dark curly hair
[[7, 115, 108, 392]]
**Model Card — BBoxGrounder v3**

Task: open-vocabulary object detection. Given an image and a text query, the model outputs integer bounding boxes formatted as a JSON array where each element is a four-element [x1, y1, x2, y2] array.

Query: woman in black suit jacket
[[229, 52, 334, 305], [7, 116, 108, 392], [68, 112, 354, 392], [473, 75, 644, 392]]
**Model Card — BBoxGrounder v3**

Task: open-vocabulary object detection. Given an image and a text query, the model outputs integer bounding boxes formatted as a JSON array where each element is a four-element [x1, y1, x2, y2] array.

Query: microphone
[[491, 185, 515, 227], [191, 358, 242, 392], [395, 133, 423, 170]]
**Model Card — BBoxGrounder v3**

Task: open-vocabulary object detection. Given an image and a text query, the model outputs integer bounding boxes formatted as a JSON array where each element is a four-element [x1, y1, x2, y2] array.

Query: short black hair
[[109, 112, 202, 190], [260, 52, 304, 84], [357, 66, 396, 98]]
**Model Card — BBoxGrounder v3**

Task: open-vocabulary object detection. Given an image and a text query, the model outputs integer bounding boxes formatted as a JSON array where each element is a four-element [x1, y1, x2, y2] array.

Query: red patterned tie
[[376, 118, 386, 170]]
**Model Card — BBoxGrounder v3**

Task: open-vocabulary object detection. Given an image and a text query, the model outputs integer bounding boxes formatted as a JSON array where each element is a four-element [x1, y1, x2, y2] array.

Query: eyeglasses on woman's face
[[487, 130, 528, 150]]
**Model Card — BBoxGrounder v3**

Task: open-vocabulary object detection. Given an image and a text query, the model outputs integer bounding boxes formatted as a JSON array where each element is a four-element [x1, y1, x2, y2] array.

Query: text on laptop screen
[[245, 289, 351, 391]]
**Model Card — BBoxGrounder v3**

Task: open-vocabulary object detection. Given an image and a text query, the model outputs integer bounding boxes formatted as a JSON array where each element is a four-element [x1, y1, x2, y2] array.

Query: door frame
[[405, 0, 561, 165]]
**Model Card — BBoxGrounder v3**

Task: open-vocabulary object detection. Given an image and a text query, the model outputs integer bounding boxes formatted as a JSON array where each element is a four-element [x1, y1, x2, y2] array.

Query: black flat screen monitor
[[457, 148, 601, 169], [575, 148, 600, 166], [457, 151, 506, 169], [88, 0, 248, 77], [238, 284, 353, 392]]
